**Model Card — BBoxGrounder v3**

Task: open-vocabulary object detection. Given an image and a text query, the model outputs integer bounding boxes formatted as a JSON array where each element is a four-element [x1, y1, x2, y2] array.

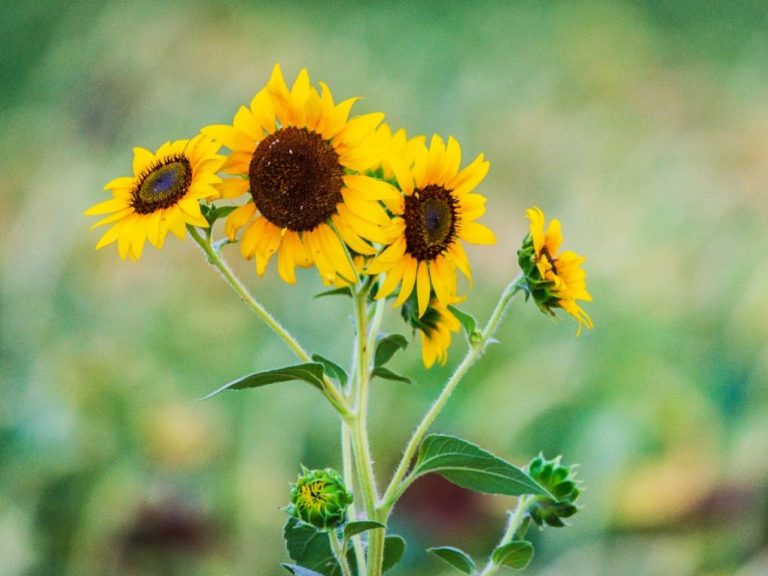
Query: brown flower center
[[132, 156, 192, 214], [249, 126, 343, 232], [403, 184, 458, 261]]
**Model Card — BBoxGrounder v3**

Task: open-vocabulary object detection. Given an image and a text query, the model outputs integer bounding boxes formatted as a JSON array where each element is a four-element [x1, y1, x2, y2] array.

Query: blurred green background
[[2, 1, 768, 574]]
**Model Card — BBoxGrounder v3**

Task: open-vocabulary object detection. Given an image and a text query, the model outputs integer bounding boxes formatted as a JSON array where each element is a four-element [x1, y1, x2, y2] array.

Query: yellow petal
[[132, 147, 155, 175], [375, 257, 407, 300], [277, 230, 297, 284], [416, 260, 431, 317], [448, 153, 489, 197], [393, 257, 418, 307], [225, 202, 256, 239], [460, 221, 496, 245]]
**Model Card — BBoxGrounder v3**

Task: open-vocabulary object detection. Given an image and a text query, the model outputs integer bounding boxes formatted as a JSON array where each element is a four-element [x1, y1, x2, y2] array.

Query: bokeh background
[[2, 1, 768, 575]]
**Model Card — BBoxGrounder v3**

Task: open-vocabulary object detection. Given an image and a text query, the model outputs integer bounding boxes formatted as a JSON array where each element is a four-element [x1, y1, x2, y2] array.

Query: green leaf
[[370, 366, 412, 384], [382, 535, 406, 573], [448, 305, 479, 342], [283, 518, 342, 576], [411, 434, 551, 497], [491, 541, 534, 570], [203, 363, 325, 400], [374, 334, 409, 368], [315, 287, 353, 299], [427, 546, 476, 574], [343, 520, 385, 541], [202, 203, 238, 226], [282, 564, 326, 576], [312, 354, 348, 387]]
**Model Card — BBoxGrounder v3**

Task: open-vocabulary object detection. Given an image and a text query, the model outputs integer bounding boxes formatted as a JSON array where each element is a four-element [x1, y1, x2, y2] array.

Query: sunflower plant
[[86, 64, 592, 576]]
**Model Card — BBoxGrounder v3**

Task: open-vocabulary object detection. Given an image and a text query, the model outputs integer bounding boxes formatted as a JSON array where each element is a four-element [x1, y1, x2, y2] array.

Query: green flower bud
[[287, 467, 353, 530], [526, 454, 581, 528]]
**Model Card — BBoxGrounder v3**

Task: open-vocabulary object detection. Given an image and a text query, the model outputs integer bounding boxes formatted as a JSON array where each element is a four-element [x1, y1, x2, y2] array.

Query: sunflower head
[[202, 64, 397, 285], [85, 135, 224, 261], [518, 207, 593, 334], [367, 134, 495, 318], [287, 467, 353, 530]]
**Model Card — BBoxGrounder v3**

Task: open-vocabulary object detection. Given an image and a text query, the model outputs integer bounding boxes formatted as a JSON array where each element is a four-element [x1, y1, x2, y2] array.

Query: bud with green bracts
[[287, 467, 354, 530], [526, 454, 581, 528]]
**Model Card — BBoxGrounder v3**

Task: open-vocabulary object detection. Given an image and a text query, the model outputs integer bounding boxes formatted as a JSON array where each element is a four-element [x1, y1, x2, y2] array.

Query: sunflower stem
[[329, 528, 354, 576], [341, 422, 368, 573], [478, 495, 533, 576], [380, 274, 525, 512], [347, 281, 386, 576], [188, 225, 351, 416]]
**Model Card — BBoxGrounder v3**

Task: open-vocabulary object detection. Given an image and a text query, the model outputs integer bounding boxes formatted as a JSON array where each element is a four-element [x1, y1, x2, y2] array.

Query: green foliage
[[343, 521, 385, 541], [447, 305, 481, 344], [282, 564, 326, 576], [411, 435, 551, 497], [373, 334, 409, 368], [370, 366, 412, 384], [312, 354, 348, 387], [315, 287, 353, 299], [202, 362, 326, 399], [284, 518, 348, 576], [200, 203, 237, 227], [382, 535, 406, 572], [491, 541, 534, 570], [427, 546, 477, 574]]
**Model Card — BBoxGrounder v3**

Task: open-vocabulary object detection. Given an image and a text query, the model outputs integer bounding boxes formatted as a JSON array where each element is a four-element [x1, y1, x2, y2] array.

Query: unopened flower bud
[[287, 467, 353, 530], [526, 454, 581, 528]]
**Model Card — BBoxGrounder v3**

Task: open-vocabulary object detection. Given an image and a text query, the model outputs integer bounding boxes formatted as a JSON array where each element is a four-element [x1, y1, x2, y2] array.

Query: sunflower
[[367, 134, 496, 317], [203, 64, 398, 285], [519, 207, 593, 333], [85, 135, 224, 261], [371, 123, 425, 182]]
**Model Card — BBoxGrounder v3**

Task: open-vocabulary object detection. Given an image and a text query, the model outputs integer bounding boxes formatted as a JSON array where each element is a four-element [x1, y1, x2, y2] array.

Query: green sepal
[[288, 468, 353, 530], [525, 454, 582, 528], [427, 546, 477, 574], [447, 305, 482, 345], [312, 354, 348, 387], [343, 520, 385, 541], [491, 541, 534, 570], [411, 434, 551, 497], [314, 287, 353, 299], [370, 366, 412, 384], [382, 535, 406, 573], [201, 203, 237, 227], [281, 564, 326, 576], [374, 334, 409, 368], [202, 362, 325, 399]]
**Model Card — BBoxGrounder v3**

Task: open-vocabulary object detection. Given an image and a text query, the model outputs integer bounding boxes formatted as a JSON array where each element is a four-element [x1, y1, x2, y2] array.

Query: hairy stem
[[478, 495, 533, 576], [188, 226, 350, 416], [381, 275, 524, 511], [329, 529, 353, 576]]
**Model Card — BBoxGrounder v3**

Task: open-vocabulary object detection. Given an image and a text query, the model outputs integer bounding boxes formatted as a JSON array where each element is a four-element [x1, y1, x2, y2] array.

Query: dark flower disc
[[403, 184, 458, 261], [132, 157, 192, 214]]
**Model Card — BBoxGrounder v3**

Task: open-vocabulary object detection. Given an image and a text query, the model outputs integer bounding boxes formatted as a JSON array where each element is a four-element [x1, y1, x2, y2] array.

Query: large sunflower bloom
[[521, 207, 593, 333], [367, 134, 496, 317], [203, 64, 398, 285], [85, 135, 224, 261]]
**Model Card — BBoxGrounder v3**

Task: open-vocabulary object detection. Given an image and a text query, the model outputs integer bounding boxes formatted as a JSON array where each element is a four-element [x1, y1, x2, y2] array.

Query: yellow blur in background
[[2, 1, 768, 575]]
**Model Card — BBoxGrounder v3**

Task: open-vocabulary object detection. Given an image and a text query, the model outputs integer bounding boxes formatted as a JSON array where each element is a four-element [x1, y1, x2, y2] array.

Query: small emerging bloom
[[85, 136, 224, 261], [287, 467, 353, 530], [526, 454, 581, 528], [401, 294, 461, 368], [204, 64, 398, 285], [518, 207, 593, 333], [367, 135, 496, 317]]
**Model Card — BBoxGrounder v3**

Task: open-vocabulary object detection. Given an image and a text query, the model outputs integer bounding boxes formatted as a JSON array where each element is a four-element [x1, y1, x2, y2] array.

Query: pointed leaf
[[282, 564, 326, 576], [491, 541, 534, 570], [283, 518, 342, 576], [374, 334, 409, 367], [203, 363, 325, 399], [448, 305, 478, 341], [412, 434, 551, 497], [382, 535, 406, 572], [343, 520, 385, 541], [427, 546, 477, 574], [370, 366, 412, 384], [315, 287, 353, 299], [312, 354, 348, 387]]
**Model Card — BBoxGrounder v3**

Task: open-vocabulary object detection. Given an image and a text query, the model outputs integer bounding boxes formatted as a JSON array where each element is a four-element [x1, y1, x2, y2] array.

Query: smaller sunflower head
[[400, 293, 461, 368], [287, 467, 353, 530], [85, 135, 224, 261], [517, 207, 593, 333], [526, 454, 582, 528]]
